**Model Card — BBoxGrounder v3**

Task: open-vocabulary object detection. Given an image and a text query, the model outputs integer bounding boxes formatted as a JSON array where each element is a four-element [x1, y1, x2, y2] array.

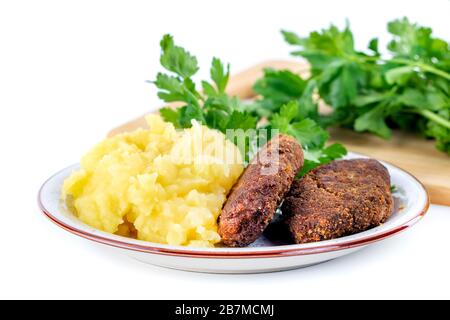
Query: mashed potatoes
[[62, 115, 244, 247]]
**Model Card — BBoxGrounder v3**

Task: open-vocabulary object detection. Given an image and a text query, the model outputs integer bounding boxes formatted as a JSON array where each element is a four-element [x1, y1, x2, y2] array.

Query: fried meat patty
[[282, 159, 393, 244], [218, 135, 304, 247]]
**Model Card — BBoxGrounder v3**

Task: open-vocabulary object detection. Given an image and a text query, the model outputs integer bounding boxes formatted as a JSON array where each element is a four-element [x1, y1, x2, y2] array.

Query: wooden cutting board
[[108, 60, 450, 206]]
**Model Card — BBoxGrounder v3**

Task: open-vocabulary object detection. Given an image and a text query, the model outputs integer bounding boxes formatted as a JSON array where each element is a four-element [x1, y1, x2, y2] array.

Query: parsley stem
[[390, 59, 450, 81], [361, 56, 450, 80], [415, 109, 450, 130]]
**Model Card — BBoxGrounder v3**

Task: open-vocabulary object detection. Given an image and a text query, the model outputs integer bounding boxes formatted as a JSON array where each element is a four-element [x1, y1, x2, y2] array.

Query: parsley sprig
[[150, 34, 347, 173], [255, 18, 450, 154]]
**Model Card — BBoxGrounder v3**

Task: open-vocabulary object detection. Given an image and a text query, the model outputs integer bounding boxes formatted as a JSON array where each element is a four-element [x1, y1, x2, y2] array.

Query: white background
[[0, 0, 449, 300]]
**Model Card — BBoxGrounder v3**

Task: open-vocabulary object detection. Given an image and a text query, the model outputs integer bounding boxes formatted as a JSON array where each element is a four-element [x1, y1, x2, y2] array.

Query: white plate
[[38, 153, 429, 274]]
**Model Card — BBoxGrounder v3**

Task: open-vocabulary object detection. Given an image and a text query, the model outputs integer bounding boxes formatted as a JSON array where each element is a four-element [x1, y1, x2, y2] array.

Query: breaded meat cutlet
[[282, 159, 393, 244], [218, 134, 304, 247]]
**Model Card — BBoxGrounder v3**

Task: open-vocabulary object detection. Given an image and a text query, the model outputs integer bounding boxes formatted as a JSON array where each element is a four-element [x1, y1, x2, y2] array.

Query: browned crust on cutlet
[[282, 159, 394, 244], [218, 134, 304, 247]]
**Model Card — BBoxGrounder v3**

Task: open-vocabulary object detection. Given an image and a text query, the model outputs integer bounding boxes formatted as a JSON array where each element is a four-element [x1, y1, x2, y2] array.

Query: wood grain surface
[[108, 60, 450, 206]]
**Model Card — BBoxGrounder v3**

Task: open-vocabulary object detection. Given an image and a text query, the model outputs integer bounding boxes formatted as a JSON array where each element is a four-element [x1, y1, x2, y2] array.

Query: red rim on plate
[[38, 163, 430, 259]]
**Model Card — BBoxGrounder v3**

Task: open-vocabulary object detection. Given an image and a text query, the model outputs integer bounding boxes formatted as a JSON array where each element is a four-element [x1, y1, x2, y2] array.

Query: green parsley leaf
[[252, 69, 319, 120], [153, 73, 189, 103], [160, 34, 199, 79], [282, 18, 450, 154], [387, 17, 450, 66], [253, 69, 307, 114], [210, 58, 230, 94], [159, 107, 182, 128], [269, 102, 347, 176], [354, 103, 392, 139]]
